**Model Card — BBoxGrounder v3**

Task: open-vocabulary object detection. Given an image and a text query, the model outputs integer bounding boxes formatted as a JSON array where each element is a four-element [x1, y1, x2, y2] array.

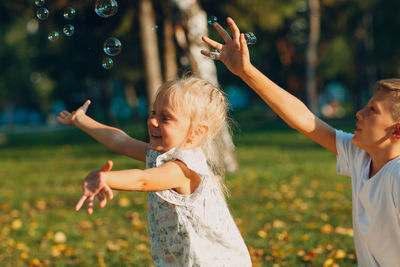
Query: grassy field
[[0, 117, 357, 266]]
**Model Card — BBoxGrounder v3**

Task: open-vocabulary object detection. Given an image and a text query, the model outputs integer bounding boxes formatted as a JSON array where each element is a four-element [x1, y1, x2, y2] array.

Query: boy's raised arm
[[57, 100, 148, 161], [201, 17, 337, 154]]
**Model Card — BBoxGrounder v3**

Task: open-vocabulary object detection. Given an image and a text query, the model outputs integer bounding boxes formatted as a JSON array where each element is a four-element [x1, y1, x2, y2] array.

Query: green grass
[[0, 118, 357, 266]]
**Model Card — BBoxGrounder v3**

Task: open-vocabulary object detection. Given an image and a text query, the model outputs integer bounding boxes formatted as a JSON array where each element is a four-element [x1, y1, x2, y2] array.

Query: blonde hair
[[154, 77, 231, 196], [376, 78, 400, 121]]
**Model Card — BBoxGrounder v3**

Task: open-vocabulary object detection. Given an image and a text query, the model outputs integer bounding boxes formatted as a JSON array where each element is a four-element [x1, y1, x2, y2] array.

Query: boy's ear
[[392, 123, 400, 140]]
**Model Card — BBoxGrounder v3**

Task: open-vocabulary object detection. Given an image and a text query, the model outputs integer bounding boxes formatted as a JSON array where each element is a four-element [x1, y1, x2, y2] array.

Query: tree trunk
[[138, 0, 163, 108], [172, 0, 238, 172], [161, 0, 178, 81], [306, 0, 320, 114]]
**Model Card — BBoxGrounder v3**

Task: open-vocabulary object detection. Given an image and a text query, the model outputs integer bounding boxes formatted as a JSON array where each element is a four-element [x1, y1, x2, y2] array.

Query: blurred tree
[[306, 0, 320, 113], [1, 0, 400, 125], [138, 0, 163, 108], [172, 0, 238, 172]]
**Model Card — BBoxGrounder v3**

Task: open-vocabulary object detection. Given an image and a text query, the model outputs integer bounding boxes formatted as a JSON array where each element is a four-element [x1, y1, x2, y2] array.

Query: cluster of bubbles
[[34, 0, 121, 70], [207, 16, 257, 46], [94, 0, 121, 69], [35, 0, 76, 41], [102, 37, 122, 69]]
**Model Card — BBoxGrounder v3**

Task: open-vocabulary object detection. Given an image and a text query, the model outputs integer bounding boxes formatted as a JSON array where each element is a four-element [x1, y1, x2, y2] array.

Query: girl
[[57, 77, 252, 266]]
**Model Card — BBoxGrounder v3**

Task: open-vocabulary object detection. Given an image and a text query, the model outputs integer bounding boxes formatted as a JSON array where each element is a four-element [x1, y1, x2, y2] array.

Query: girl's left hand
[[75, 161, 114, 214]]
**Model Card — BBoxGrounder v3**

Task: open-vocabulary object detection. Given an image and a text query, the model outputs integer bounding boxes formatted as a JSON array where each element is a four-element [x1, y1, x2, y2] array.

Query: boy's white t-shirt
[[336, 130, 400, 266]]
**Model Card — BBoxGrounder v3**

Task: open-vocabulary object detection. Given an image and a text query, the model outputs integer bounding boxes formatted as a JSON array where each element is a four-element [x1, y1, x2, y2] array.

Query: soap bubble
[[244, 32, 257, 45], [103, 37, 122, 56], [208, 16, 218, 25], [36, 7, 49, 20], [102, 57, 114, 69], [63, 7, 76, 20], [210, 49, 220, 60], [95, 0, 118, 18], [63, 24, 75, 36], [35, 0, 45, 7], [48, 31, 60, 41]]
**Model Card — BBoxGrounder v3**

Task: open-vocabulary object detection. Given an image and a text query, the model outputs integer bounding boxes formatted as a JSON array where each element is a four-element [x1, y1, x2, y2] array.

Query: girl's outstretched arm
[[57, 100, 148, 162], [75, 160, 200, 214], [201, 17, 337, 154]]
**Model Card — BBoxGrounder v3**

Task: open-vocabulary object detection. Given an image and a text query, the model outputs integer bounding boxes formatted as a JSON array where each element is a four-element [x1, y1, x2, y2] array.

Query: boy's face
[[147, 93, 192, 153], [352, 89, 398, 151]]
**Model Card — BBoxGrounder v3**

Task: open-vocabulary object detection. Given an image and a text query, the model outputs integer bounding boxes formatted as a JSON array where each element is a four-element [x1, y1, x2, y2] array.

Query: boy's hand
[[201, 17, 251, 77], [57, 100, 91, 126], [75, 161, 114, 215]]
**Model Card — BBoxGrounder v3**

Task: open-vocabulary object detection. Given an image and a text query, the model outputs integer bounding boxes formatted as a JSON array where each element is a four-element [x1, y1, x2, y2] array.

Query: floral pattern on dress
[[146, 147, 252, 267]]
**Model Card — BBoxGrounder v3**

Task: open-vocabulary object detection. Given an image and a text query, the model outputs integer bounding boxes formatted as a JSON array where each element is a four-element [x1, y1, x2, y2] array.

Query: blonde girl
[[57, 77, 252, 267]]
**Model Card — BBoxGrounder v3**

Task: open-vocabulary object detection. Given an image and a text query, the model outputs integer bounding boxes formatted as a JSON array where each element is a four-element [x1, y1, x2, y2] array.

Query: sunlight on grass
[[0, 123, 356, 266]]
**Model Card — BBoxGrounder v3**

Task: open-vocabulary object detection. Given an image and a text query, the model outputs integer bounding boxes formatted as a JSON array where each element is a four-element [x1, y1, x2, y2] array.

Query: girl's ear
[[187, 125, 209, 145]]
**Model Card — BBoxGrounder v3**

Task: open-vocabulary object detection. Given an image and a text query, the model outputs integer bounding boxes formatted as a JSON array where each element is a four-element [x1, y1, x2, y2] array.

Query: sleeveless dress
[[146, 147, 252, 267]]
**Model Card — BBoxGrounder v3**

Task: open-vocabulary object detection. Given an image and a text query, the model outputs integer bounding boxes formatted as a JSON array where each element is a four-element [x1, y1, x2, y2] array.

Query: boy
[[201, 17, 400, 266]]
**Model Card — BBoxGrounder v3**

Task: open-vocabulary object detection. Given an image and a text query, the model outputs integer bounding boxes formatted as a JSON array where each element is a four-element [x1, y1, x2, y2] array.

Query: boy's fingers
[[75, 195, 88, 211], [227, 17, 240, 42], [240, 33, 250, 57], [213, 22, 232, 43], [201, 36, 223, 51]]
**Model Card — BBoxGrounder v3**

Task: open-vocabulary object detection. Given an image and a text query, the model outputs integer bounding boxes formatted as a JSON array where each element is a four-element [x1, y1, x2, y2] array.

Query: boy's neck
[[368, 148, 400, 178]]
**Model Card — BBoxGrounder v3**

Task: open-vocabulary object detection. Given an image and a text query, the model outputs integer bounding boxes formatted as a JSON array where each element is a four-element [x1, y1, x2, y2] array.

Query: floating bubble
[[36, 7, 49, 20], [63, 24, 75, 36], [152, 25, 159, 31], [244, 32, 257, 45], [103, 37, 122, 56], [48, 31, 60, 41], [207, 16, 218, 25], [63, 7, 76, 20], [210, 49, 220, 60], [95, 0, 118, 18], [102, 57, 114, 69], [35, 0, 45, 7]]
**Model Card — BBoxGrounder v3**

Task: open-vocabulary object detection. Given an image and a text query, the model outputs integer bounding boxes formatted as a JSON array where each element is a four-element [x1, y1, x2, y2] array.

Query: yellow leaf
[[54, 232, 67, 243], [272, 220, 286, 229], [118, 197, 131, 207], [323, 258, 334, 267], [335, 249, 346, 259], [20, 252, 29, 259], [11, 219, 22, 230], [321, 224, 333, 234], [301, 234, 309, 241], [257, 230, 267, 238]]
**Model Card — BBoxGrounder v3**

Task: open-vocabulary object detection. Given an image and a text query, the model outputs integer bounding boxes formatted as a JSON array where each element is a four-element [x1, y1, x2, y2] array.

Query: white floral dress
[[146, 147, 252, 267]]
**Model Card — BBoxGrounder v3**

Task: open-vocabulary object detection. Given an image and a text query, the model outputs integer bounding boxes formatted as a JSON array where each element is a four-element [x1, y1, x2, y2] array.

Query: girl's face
[[147, 93, 192, 152]]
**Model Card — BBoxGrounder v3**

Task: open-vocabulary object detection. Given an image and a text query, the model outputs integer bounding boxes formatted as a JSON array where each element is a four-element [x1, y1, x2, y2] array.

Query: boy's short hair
[[376, 78, 400, 121]]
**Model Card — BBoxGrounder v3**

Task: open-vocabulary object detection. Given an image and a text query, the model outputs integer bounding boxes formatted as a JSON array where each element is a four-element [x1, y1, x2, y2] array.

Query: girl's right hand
[[57, 100, 91, 126], [75, 161, 114, 215], [201, 17, 251, 77]]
